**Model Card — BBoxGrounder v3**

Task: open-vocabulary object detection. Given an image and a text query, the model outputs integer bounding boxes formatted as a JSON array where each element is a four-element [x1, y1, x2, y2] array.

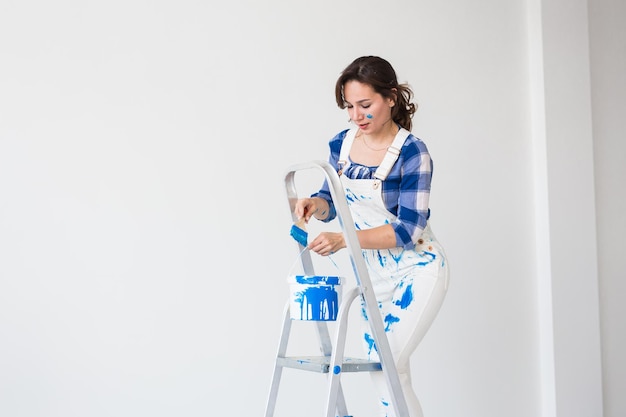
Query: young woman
[[294, 56, 449, 417]]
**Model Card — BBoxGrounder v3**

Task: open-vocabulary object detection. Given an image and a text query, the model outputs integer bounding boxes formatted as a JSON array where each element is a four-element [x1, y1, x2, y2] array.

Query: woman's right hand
[[294, 197, 328, 222]]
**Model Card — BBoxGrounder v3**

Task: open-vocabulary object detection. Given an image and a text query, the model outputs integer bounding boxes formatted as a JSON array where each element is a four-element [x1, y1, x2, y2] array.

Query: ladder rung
[[277, 356, 382, 373]]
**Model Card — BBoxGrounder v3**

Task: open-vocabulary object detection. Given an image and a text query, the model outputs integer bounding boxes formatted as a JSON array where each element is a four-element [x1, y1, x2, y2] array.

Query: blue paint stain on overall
[[345, 188, 360, 203], [346, 188, 377, 229], [394, 283, 414, 309], [373, 248, 406, 270], [384, 313, 400, 331], [360, 220, 376, 228], [375, 250, 386, 268], [390, 250, 403, 264], [364, 332, 377, 356], [416, 250, 437, 266]]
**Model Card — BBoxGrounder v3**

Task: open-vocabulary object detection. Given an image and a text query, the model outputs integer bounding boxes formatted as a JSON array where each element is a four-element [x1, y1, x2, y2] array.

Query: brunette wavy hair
[[335, 56, 417, 131]]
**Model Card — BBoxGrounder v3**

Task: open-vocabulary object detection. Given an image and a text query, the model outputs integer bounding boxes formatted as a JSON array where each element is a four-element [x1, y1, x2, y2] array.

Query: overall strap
[[374, 128, 411, 181], [337, 128, 358, 174]]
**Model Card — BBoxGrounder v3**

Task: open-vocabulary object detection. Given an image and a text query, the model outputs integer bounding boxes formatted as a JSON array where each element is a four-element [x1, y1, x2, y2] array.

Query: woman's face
[[343, 80, 394, 134]]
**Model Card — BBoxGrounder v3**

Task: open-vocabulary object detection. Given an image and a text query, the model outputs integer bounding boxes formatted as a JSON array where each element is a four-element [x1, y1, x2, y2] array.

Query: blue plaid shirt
[[312, 128, 433, 250]]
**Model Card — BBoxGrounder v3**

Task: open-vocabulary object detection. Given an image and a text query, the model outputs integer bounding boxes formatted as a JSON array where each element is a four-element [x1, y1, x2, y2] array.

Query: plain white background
[[0, 1, 622, 417]]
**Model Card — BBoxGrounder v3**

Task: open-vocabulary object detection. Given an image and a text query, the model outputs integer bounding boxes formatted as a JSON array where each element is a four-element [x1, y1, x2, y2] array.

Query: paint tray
[[287, 275, 342, 321]]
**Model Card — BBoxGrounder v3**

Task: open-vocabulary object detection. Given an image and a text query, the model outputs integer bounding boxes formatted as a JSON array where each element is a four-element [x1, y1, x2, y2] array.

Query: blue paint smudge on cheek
[[384, 313, 400, 331], [394, 283, 414, 309]]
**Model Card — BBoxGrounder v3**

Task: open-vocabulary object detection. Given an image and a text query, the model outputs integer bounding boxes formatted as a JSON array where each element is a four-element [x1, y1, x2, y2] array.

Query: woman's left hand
[[309, 232, 346, 256]]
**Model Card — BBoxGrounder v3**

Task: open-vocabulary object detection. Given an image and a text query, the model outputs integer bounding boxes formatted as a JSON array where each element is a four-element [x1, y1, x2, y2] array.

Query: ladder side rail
[[285, 169, 335, 356], [284, 170, 316, 276], [308, 160, 410, 417], [265, 301, 294, 417], [324, 287, 360, 417], [314, 323, 348, 417], [284, 166, 348, 417]]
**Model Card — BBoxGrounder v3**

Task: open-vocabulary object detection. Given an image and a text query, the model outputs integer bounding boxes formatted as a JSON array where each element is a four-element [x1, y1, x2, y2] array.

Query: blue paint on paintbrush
[[290, 218, 308, 247]]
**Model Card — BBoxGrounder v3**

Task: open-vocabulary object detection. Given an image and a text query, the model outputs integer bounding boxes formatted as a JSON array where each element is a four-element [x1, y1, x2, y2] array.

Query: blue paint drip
[[293, 283, 339, 321], [384, 313, 400, 331], [394, 283, 414, 309]]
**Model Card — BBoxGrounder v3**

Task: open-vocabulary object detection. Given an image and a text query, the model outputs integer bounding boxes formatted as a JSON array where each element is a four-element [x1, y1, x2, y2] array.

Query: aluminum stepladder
[[264, 160, 409, 417]]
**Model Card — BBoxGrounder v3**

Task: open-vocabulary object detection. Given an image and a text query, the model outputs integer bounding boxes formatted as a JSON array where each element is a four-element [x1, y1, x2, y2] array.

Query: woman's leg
[[363, 262, 449, 417]]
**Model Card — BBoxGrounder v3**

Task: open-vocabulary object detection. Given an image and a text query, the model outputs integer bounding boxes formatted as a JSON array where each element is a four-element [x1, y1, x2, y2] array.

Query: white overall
[[338, 128, 449, 417]]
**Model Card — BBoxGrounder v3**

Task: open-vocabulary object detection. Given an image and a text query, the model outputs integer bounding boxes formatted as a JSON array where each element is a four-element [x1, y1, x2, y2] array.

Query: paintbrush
[[289, 217, 308, 247]]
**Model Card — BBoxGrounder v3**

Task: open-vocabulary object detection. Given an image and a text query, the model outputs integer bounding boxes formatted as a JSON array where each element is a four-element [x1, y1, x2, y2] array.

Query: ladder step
[[277, 356, 382, 373]]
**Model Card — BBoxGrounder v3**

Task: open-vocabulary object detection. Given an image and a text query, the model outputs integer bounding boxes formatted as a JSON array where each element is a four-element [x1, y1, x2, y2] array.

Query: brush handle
[[295, 217, 307, 229]]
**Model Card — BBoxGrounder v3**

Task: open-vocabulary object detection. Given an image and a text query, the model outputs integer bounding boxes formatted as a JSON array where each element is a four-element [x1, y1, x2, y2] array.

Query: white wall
[[589, 0, 626, 416], [0, 1, 612, 417], [528, 0, 604, 416]]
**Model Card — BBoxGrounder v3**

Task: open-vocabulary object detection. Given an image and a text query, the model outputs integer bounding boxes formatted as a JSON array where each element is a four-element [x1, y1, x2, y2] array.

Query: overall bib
[[338, 128, 449, 417]]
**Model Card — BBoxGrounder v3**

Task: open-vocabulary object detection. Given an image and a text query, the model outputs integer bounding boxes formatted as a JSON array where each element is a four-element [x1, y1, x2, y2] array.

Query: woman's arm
[[307, 225, 396, 256], [390, 138, 432, 249]]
